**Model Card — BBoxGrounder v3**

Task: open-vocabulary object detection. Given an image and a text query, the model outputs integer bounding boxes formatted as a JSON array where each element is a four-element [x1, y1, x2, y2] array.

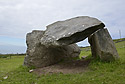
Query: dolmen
[[24, 16, 119, 68]]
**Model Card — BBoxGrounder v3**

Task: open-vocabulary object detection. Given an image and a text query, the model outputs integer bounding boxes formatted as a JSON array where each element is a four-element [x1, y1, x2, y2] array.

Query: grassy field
[[0, 38, 125, 84]]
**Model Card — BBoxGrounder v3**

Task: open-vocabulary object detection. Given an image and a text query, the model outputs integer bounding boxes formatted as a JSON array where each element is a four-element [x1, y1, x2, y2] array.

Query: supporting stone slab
[[88, 28, 119, 61], [24, 30, 81, 68]]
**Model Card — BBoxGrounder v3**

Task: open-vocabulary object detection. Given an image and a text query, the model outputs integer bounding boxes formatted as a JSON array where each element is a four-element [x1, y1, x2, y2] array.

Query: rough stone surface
[[41, 16, 105, 46], [24, 30, 81, 68], [62, 44, 81, 58], [88, 28, 119, 61], [24, 16, 110, 68]]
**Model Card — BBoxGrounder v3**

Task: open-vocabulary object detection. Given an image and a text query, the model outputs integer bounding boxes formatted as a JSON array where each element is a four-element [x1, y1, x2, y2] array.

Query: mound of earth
[[33, 59, 91, 75]]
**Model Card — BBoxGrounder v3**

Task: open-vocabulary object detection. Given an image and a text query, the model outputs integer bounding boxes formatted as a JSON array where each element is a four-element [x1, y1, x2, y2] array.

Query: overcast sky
[[0, 0, 125, 53]]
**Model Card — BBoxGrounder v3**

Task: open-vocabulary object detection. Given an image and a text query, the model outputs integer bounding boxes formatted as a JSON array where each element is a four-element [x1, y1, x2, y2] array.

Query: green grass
[[0, 39, 125, 84], [113, 38, 125, 43], [79, 46, 91, 59], [0, 56, 24, 78]]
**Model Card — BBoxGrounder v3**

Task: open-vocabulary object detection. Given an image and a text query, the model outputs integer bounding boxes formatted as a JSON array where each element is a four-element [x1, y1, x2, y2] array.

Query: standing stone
[[88, 28, 119, 61], [24, 30, 81, 68]]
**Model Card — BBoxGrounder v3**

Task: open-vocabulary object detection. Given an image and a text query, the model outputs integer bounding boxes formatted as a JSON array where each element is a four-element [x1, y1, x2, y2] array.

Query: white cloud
[[0, 0, 125, 39]]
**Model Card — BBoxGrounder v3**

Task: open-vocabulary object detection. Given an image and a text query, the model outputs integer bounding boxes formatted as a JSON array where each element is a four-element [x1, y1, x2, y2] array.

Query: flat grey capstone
[[41, 16, 105, 46]]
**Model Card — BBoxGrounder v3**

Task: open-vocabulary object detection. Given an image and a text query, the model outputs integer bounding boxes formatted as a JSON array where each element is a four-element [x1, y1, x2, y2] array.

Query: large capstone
[[88, 28, 119, 61], [41, 16, 105, 46], [24, 30, 81, 68]]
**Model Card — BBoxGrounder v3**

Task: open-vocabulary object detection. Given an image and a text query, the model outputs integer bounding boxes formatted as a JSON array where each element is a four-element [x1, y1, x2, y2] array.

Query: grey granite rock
[[88, 28, 119, 61], [24, 16, 109, 68], [24, 30, 81, 68], [41, 16, 105, 46]]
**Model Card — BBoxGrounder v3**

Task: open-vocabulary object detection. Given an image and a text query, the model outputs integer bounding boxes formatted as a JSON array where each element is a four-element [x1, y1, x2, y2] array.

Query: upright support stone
[[88, 28, 119, 61], [24, 30, 81, 68]]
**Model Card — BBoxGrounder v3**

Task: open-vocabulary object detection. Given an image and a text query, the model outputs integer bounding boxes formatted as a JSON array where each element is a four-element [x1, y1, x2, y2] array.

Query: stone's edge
[[46, 16, 104, 29], [24, 30, 46, 67], [29, 30, 45, 34]]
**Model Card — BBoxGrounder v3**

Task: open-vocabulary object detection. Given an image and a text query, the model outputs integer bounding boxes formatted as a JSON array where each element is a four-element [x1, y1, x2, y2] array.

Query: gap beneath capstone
[[77, 38, 91, 59]]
